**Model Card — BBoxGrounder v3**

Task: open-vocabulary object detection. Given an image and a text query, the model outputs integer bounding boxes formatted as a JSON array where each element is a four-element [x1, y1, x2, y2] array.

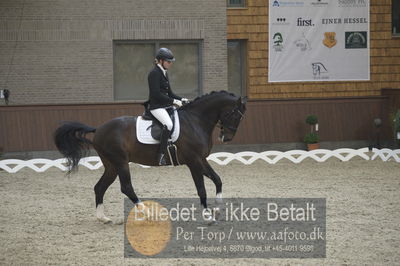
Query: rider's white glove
[[181, 98, 190, 104], [173, 99, 183, 107]]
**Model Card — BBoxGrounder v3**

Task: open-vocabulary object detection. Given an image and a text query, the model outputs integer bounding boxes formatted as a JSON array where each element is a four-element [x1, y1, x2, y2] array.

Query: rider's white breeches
[[150, 108, 173, 131]]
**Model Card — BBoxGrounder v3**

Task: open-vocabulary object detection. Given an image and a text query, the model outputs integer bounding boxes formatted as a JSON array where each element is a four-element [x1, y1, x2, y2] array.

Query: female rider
[[147, 47, 189, 165]]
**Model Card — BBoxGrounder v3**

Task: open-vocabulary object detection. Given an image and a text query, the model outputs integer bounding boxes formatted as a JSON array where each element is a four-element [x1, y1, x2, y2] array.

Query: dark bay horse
[[54, 91, 246, 223]]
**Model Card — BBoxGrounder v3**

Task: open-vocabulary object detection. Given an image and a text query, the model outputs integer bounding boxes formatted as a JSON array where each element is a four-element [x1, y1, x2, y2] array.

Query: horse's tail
[[54, 121, 96, 173]]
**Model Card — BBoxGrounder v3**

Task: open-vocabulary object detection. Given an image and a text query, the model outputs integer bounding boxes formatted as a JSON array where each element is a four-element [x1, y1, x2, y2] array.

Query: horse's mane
[[181, 90, 237, 110]]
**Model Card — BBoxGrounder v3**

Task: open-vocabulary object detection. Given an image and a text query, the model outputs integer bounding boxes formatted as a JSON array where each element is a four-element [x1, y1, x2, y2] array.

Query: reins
[[178, 91, 244, 135]]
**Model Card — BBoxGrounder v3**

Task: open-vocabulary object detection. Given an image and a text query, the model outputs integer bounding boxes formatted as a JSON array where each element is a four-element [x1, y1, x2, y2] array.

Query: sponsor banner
[[124, 198, 326, 258], [269, 0, 370, 82]]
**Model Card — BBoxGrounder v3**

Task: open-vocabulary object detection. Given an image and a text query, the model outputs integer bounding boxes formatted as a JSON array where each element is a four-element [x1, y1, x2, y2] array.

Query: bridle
[[218, 105, 245, 134], [183, 98, 245, 139]]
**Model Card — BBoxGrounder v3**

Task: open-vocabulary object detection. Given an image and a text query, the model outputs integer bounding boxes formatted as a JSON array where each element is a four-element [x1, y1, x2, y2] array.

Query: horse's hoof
[[215, 193, 223, 205], [203, 208, 218, 225], [207, 218, 218, 226], [97, 216, 112, 224], [135, 202, 157, 221], [214, 208, 221, 220]]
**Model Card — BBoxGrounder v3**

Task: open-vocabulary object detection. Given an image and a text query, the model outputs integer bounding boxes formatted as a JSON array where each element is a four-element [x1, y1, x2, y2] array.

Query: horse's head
[[218, 96, 247, 142]]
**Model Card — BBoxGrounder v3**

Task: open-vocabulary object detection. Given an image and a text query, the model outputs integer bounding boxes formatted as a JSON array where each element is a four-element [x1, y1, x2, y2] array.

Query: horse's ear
[[239, 96, 248, 105]]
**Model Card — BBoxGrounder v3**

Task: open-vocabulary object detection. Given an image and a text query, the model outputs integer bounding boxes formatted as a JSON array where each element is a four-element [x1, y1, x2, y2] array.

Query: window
[[393, 0, 400, 36], [113, 41, 201, 101], [227, 0, 245, 8], [227, 40, 247, 97]]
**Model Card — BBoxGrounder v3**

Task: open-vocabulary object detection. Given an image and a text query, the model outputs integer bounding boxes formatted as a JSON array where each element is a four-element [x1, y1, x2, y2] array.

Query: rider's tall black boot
[[157, 125, 171, 166]]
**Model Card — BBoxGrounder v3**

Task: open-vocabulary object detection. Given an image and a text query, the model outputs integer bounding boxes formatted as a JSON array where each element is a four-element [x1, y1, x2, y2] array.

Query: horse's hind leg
[[117, 163, 140, 204], [94, 159, 117, 223]]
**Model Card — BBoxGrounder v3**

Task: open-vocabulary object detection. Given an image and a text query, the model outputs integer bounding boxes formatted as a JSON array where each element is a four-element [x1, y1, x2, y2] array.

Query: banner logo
[[297, 18, 314, 27], [312, 63, 329, 79], [322, 18, 342, 24], [272, 17, 290, 26], [345, 31, 367, 49], [273, 32, 284, 52], [338, 0, 367, 7], [343, 17, 368, 24], [323, 32, 337, 48], [272, 1, 305, 7], [311, 0, 328, 6], [294, 34, 311, 51], [322, 17, 367, 25]]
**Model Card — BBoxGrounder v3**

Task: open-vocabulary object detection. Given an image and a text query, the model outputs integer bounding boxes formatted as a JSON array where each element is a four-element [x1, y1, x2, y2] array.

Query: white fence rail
[[0, 148, 399, 173]]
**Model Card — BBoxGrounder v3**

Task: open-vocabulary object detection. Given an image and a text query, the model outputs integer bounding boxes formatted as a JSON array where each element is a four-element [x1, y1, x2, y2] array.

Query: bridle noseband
[[218, 105, 245, 133]]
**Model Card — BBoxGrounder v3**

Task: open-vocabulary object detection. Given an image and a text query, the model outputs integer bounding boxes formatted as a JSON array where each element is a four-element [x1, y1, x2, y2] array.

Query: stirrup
[[158, 153, 167, 166], [157, 125, 170, 166]]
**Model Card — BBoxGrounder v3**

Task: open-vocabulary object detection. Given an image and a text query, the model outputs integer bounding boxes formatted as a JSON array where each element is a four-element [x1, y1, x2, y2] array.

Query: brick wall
[[0, 0, 227, 105]]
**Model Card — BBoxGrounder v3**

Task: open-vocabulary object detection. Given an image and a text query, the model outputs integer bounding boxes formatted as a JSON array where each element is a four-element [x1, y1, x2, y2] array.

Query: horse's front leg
[[202, 160, 224, 221], [188, 161, 208, 209], [188, 160, 218, 223], [203, 160, 223, 206]]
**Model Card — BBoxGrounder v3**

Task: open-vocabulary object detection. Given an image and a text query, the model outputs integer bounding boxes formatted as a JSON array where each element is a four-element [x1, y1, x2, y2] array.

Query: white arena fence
[[0, 148, 399, 174]]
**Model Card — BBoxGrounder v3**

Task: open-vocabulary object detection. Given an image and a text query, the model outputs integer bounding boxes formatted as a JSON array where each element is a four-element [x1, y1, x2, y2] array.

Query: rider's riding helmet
[[156, 48, 175, 62]]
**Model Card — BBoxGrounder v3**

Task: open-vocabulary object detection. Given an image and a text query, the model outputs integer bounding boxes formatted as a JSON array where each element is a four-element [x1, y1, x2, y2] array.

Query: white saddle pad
[[136, 110, 180, 144]]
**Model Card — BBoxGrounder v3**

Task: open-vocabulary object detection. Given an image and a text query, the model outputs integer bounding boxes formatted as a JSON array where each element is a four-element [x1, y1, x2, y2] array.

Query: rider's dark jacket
[[147, 65, 181, 110]]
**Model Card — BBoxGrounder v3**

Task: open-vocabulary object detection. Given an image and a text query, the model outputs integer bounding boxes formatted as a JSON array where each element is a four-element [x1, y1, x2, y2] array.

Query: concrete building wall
[[0, 0, 227, 105]]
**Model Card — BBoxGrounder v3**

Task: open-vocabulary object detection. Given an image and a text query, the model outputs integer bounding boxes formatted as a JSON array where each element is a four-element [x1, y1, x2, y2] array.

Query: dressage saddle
[[142, 102, 176, 141]]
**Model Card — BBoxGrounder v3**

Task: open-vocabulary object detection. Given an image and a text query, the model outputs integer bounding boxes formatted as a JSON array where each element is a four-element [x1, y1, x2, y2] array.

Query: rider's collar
[[157, 64, 167, 77]]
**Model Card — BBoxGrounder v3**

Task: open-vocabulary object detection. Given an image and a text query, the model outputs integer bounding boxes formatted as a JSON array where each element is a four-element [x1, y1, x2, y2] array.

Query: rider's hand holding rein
[[173, 99, 183, 107]]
